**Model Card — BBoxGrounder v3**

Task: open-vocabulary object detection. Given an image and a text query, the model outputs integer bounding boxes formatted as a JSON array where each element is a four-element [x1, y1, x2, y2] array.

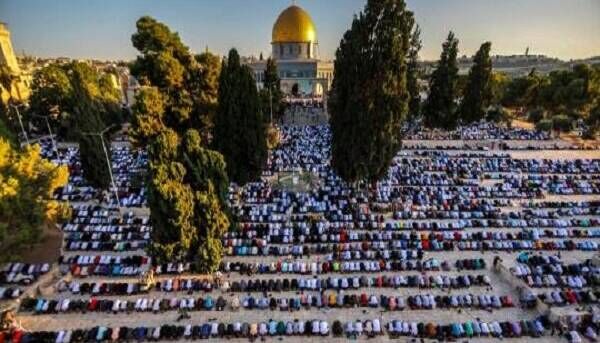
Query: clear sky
[[1, 0, 599, 61]]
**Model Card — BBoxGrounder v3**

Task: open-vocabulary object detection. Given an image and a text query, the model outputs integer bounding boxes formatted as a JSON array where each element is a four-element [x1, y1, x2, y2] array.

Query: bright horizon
[[1, 0, 599, 62]]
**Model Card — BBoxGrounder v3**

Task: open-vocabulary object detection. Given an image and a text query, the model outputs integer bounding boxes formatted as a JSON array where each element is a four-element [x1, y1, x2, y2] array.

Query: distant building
[[248, 4, 333, 96], [0, 22, 30, 102]]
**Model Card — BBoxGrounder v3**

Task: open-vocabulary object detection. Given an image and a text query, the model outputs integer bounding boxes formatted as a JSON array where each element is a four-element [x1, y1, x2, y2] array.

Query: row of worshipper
[[219, 274, 491, 292], [404, 142, 582, 150], [2, 316, 558, 343], [20, 292, 516, 316], [219, 258, 447, 275], [406, 121, 551, 140], [58, 278, 214, 296], [1, 263, 51, 285], [233, 216, 600, 239], [58, 273, 491, 296], [537, 289, 600, 306], [59, 254, 149, 277], [525, 201, 600, 211], [512, 254, 600, 288], [389, 156, 600, 174], [223, 239, 600, 258], [385, 316, 549, 339], [223, 227, 600, 247], [4, 319, 333, 343], [0, 286, 21, 300]]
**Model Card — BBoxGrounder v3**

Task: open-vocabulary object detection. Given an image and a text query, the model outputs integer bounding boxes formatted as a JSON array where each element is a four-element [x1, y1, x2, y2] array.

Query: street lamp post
[[81, 125, 121, 212], [10, 103, 29, 145]]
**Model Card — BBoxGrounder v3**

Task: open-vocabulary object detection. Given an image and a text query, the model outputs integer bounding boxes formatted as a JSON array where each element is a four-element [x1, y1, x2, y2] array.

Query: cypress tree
[[460, 41, 493, 123], [70, 64, 112, 190], [407, 24, 422, 120], [213, 48, 267, 186], [423, 31, 460, 129], [260, 57, 283, 123], [329, 0, 414, 184]]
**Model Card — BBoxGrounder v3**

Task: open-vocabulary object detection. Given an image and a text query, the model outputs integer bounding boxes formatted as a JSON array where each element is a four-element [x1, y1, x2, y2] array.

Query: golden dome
[[272, 5, 317, 43]]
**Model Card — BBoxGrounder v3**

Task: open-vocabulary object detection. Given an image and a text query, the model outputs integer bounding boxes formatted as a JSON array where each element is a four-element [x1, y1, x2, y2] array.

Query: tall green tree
[[194, 51, 222, 133], [460, 42, 493, 123], [407, 24, 422, 120], [130, 16, 230, 271], [260, 57, 283, 123], [70, 63, 113, 190], [329, 0, 414, 184], [423, 31, 460, 129], [490, 72, 510, 105], [146, 128, 229, 269], [213, 48, 267, 186]]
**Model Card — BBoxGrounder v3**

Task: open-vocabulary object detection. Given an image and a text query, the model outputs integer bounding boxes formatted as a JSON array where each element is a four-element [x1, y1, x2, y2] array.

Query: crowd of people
[[3, 121, 600, 343], [406, 122, 552, 140]]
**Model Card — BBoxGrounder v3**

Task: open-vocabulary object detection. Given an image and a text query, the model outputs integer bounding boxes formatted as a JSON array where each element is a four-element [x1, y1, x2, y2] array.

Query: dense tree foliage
[[259, 57, 283, 123], [506, 66, 599, 113], [423, 32, 460, 129], [329, 0, 414, 184], [69, 64, 113, 190], [502, 65, 600, 132], [0, 138, 70, 262], [194, 51, 221, 133], [28, 64, 73, 122], [551, 114, 573, 133], [28, 62, 123, 140], [130, 16, 229, 271], [213, 49, 267, 186], [460, 42, 493, 123], [130, 16, 214, 133], [490, 72, 510, 105], [539, 64, 600, 117], [0, 110, 15, 147], [502, 70, 545, 108], [146, 128, 229, 268], [406, 24, 422, 120]]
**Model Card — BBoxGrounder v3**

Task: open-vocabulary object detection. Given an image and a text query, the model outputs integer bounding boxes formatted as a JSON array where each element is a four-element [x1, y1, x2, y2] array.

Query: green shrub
[[551, 114, 573, 132], [486, 106, 510, 123], [527, 108, 545, 123], [535, 119, 553, 132]]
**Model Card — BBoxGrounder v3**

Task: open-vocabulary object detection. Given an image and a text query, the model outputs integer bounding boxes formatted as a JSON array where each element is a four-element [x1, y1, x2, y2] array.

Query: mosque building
[[248, 4, 333, 97]]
